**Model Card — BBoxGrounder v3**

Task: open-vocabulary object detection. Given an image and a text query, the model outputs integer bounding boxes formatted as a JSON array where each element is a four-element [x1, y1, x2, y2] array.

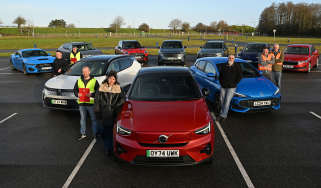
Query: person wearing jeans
[[217, 55, 243, 124], [271, 44, 284, 89], [73, 66, 100, 140]]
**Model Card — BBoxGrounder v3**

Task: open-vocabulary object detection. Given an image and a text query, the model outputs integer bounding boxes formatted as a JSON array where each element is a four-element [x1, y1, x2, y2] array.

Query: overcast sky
[[0, 0, 320, 28]]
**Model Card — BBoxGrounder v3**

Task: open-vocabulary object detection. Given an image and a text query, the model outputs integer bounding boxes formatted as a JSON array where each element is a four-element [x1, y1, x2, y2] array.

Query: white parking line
[[0, 66, 10, 71], [309, 111, 321, 120], [0, 73, 20, 75], [62, 138, 96, 188], [0, 113, 18, 124], [211, 112, 255, 188]]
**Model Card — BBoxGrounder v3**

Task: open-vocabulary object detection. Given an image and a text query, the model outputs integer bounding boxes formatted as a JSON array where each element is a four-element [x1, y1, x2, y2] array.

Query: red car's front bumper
[[114, 131, 215, 166]]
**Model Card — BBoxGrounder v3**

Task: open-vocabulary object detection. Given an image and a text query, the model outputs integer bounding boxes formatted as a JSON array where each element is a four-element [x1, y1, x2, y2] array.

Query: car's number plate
[[41, 67, 52, 70], [283, 65, 293, 68], [146, 150, 179, 158], [253, 100, 271, 106], [51, 99, 67, 105]]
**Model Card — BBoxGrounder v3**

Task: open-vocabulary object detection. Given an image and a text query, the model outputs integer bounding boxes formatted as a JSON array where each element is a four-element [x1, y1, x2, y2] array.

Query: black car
[[197, 41, 228, 58], [238, 43, 270, 68], [158, 40, 186, 66], [57, 42, 103, 59]]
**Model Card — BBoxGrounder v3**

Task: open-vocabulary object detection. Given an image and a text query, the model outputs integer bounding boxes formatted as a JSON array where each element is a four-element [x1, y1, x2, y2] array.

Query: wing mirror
[[184, 46, 187, 49], [202, 88, 210, 96]]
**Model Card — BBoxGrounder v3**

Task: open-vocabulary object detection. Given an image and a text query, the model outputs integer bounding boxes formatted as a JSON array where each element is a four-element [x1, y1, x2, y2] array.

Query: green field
[[0, 33, 320, 57]]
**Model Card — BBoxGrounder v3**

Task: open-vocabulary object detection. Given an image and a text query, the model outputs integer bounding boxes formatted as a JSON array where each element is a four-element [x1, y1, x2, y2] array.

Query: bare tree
[[0, 19, 3, 25], [110, 16, 125, 33], [217, 20, 229, 32], [181, 22, 190, 32], [169, 19, 182, 32], [209, 21, 217, 32], [66, 24, 76, 28]]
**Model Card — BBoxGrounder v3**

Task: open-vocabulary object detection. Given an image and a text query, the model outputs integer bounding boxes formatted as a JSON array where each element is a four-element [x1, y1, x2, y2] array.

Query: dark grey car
[[197, 41, 228, 59], [158, 40, 186, 66], [57, 42, 103, 59]]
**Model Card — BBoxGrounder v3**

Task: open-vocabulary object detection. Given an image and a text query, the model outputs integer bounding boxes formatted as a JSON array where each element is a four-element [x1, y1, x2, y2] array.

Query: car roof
[[287, 44, 312, 47], [19, 48, 45, 52], [69, 42, 90, 45], [206, 40, 224, 43], [121, 40, 139, 42], [81, 55, 127, 62], [198, 57, 247, 64], [138, 66, 190, 76], [162, 40, 182, 43]]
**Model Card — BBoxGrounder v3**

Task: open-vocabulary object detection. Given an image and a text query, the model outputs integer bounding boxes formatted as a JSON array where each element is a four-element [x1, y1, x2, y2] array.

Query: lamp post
[[273, 29, 276, 41]]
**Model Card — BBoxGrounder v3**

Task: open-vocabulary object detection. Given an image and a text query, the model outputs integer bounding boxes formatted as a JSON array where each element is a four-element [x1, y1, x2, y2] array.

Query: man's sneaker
[[78, 135, 87, 140]]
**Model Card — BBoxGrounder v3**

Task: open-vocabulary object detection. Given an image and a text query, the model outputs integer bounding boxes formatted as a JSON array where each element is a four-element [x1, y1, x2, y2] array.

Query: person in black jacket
[[94, 71, 125, 156], [52, 51, 70, 76], [217, 55, 243, 123]]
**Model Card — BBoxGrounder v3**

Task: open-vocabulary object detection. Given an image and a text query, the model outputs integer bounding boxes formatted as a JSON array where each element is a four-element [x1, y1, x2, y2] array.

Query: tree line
[[258, 2, 321, 36]]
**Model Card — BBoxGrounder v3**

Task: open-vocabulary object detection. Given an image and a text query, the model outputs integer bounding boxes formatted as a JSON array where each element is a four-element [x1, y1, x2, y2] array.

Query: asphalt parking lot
[[0, 56, 320, 188]]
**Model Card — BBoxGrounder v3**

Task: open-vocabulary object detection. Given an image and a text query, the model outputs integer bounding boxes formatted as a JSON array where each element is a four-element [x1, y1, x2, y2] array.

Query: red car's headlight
[[116, 122, 131, 136], [195, 122, 211, 135]]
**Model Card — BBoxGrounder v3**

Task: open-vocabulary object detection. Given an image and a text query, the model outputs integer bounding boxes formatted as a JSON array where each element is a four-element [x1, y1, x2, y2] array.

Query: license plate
[[146, 150, 179, 158], [283, 65, 293, 68], [135, 56, 143, 59], [167, 57, 177, 60], [51, 99, 67, 105], [253, 100, 271, 107], [41, 67, 52, 70], [246, 60, 253, 63]]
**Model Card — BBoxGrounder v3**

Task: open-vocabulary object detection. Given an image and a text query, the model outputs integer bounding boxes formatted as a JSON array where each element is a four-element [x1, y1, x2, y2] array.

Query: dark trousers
[[102, 125, 114, 152]]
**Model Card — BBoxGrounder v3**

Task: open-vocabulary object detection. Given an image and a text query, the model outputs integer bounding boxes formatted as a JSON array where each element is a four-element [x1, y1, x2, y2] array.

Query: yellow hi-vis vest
[[70, 52, 81, 65], [77, 78, 96, 104]]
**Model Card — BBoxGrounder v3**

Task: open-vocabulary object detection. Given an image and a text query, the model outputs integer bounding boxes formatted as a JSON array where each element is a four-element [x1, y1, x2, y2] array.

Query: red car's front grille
[[139, 143, 187, 148]]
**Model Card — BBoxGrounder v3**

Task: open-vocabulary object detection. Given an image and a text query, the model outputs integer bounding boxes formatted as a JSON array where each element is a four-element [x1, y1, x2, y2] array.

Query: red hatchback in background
[[115, 40, 149, 64], [114, 67, 215, 165], [283, 44, 319, 72]]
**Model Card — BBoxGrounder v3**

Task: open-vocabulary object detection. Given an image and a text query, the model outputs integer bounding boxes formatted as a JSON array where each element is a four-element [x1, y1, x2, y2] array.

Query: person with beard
[[94, 71, 125, 156], [70, 46, 82, 66], [271, 44, 284, 89], [52, 51, 70, 76], [216, 54, 243, 124]]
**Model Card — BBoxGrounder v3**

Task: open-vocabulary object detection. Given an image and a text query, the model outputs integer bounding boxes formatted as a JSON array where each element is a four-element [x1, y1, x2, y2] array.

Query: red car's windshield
[[285, 47, 309, 55], [129, 74, 201, 101], [123, 41, 142, 49]]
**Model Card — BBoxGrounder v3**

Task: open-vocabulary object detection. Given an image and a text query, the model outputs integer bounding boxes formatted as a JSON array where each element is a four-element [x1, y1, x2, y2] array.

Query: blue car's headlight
[[234, 92, 247, 98], [274, 88, 280, 95]]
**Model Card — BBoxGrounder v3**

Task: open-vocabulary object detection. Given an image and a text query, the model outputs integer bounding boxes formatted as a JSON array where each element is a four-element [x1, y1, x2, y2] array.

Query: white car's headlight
[[43, 88, 56, 96], [274, 88, 280, 95], [234, 92, 247, 98], [195, 122, 211, 135], [117, 122, 131, 136]]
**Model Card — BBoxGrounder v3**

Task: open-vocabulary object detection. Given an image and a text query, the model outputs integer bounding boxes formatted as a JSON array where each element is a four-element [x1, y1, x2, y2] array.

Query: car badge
[[158, 135, 168, 144], [57, 89, 62, 96]]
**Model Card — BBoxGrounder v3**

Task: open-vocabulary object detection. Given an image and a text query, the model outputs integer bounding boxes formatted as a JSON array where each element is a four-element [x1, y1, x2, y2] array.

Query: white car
[[42, 55, 141, 110]]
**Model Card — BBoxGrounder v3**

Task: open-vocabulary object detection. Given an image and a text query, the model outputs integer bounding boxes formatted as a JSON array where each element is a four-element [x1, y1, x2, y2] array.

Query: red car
[[115, 40, 148, 64], [114, 67, 215, 165], [283, 44, 319, 72]]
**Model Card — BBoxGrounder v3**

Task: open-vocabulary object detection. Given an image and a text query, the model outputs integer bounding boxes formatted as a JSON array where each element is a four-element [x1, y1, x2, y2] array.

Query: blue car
[[190, 57, 281, 113], [10, 49, 55, 74]]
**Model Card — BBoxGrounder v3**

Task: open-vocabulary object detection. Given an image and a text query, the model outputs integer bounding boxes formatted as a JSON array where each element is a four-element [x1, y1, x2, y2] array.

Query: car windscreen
[[65, 61, 107, 76], [73, 43, 95, 51], [204, 43, 223, 49], [161, 42, 183, 49], [217, 62, 260, 78], [129, 74, 201, 101], [123, 41, 141, 49], [22, 50, 48, 57], [243, 44, 267, 53], [285, 47, 309, 55]]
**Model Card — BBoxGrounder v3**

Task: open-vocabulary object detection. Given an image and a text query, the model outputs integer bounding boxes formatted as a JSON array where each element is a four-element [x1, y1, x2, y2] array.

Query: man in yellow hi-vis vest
[[73, 66, 100, 140], [70, 46, 82, 66]]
